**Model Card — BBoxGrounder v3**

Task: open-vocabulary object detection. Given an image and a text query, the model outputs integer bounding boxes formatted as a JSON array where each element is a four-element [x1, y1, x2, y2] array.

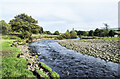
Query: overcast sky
[[0, 0, 119, 33]]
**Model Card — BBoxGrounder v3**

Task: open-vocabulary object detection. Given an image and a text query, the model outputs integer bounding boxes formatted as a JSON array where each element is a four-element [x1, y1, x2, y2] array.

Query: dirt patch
[[2, 49, 15, 57]]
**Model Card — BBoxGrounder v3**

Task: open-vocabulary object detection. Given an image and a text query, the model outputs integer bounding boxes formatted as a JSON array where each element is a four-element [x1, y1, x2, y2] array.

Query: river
[[29, 39, 119, 78]]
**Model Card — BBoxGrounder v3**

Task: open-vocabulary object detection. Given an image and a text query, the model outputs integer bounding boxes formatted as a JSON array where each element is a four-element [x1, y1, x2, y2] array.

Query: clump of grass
[[51, 71, 60, 79], [36, 69, 50, 79], [39, 62, 52, 72]]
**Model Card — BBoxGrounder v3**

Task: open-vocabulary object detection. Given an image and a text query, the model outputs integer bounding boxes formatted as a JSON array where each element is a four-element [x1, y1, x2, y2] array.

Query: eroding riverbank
[[57, 39, 120, 63]]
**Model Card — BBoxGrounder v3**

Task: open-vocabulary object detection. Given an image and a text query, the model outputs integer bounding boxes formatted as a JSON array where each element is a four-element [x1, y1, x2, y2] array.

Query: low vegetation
[[32, 34, 59, 39], [39, 62, 52, 72], [51, 71, 60, 79], [36, 69, 50, 79], [2, 40, 36, 78]]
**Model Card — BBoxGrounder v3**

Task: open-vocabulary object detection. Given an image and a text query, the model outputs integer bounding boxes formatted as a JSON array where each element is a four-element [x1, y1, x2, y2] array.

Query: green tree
[[0, 20, 10, 34], [89, 30, 94, 36], [64, 32, 71, 39], [44, 31, 52, 35], [39, 27, 43, 33], [31, 25, 41, 34], [77, 31, 88, 36], [9, 13, 43, 38], [60, 31, 71, 39], [94, 28, 100, 36], [109, 30, 115, 37], [99, 29, 106, 37], [104, 23, 109, 36], [70, 30, 77, 38], [53, 31, 60, 35]]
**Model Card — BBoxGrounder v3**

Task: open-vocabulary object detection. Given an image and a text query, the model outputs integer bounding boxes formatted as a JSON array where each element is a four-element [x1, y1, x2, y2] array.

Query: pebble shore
[[57, 39, 120, 63]]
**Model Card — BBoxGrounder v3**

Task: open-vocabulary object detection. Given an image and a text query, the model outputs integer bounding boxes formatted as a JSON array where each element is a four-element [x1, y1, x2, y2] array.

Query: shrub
[[70, 31, 77, 38], [89, 30, 94, 36], [53, 31, 60, 35], [109, 30, 115, 37]]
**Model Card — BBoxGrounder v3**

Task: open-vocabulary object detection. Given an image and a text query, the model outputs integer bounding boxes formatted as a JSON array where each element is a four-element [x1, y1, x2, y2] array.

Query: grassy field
[[32, 34, 59, 38], [1, 38, 36, 78]]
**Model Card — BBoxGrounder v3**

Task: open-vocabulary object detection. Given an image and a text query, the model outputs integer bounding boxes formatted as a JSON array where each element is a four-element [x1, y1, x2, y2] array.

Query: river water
[[29, 39, 119, 78]]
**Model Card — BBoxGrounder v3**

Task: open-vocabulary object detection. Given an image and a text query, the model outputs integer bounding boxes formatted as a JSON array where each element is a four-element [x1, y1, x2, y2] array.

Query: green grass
[[51, 71, 60, 79], [36, 69, 50, 79], [40, 62, 52, 72], [2, 35, 21, 40], [2, 57, 35, 78], [96, 37, 119, 40], [32, 34, 59, 39], [2, 40, 21, 57], [2, 40, 36, 78]]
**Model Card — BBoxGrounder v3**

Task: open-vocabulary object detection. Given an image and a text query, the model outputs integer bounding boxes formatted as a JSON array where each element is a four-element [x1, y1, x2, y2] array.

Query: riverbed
[[29, 39, 119, 78]]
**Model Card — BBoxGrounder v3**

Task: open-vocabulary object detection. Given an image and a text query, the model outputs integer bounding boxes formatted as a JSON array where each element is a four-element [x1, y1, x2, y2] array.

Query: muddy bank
[[57, 39, 120, 63]]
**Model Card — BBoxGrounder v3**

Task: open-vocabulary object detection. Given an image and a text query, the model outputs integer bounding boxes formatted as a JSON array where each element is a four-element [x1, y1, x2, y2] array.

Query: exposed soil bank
[[57, 39, 120, 63]]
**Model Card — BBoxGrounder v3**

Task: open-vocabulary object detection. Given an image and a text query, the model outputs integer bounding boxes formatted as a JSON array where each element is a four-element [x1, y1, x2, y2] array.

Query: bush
[[109, 30, 115, 37], [89, 30, 94, 36], [53, 31, 60, 35], [70, 31, 77, 38], [43, 31, 52, 35]]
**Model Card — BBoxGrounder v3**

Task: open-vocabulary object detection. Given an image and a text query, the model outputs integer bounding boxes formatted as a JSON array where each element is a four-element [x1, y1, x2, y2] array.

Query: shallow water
[[29, 39, 119, 78]]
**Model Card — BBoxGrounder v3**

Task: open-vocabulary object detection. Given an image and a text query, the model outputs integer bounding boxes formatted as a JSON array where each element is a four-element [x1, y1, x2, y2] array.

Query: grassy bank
[[2, 39, 36, 78], [57, 37, 120, 63], [1, 35, 60, 79], [32, 34, 59, 39]]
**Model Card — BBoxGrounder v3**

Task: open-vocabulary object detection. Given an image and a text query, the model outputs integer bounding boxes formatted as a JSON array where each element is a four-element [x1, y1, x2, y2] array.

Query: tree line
[[59, 26, 116, 39], [0, 13, 117, 39]]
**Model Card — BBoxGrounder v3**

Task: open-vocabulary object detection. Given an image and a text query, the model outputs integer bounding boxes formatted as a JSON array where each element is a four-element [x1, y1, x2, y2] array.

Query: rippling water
[[29, 39, 119, 78]]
